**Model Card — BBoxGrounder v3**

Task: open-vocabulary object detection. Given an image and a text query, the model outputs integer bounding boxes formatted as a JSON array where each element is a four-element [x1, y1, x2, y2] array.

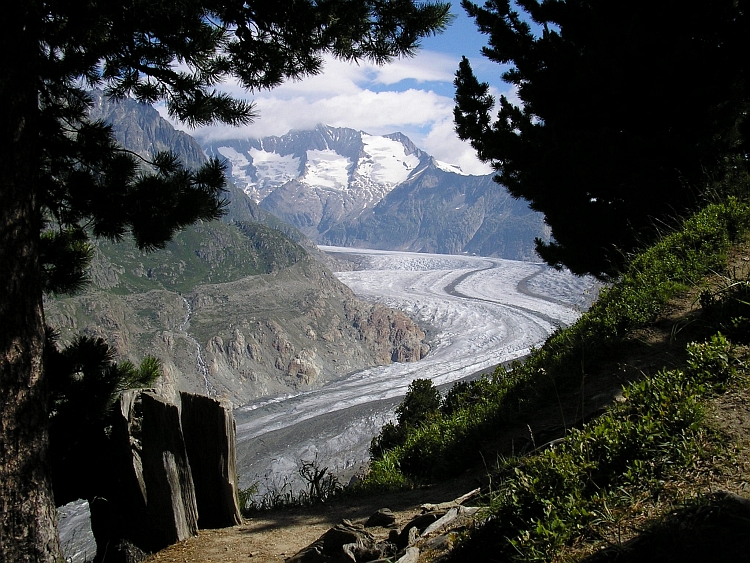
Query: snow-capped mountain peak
[[357, 133, 420, 185], [204, 125, 428, 203], [302, 149, 351, 190], [433, 158, 469, 175], [201, 125, 548, 260]]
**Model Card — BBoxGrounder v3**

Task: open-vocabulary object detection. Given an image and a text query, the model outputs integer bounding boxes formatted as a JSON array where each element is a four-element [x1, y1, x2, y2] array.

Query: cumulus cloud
[[367, 51, 458, 85], [420, 118, 493, 176], [195, 88, 453, 141]]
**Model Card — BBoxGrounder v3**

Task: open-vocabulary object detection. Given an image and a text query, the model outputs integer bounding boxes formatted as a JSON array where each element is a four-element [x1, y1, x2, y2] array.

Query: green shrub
[[370, 378, 441, 457], [356, 455, 407, 493], [440, 376, 498, 416], [686, 332, 739, 390], [699, 277, 750, 342], [454, 332, 739, 561], [396, 378, 441, 426]]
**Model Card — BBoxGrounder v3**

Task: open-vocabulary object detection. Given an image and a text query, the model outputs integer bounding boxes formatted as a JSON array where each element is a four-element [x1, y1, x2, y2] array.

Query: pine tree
[[0, 1, 450, 560], [454, 0, 750, 278]]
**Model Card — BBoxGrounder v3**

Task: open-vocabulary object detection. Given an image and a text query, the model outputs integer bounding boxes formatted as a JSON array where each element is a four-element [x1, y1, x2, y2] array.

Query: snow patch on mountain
[[201, 125, 548, 259], [434, 159, 469, 175], [216, 145, 249, 168], [302, 149, 351, 190], [358, 134, 420, 185], [216, 146, 253, 187], [207, 127, 425, 203], [249, 148, 300, 185]]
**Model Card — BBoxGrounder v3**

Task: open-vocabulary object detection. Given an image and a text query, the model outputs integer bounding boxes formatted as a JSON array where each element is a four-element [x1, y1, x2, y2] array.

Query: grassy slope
[[89, 220, 308, 294], [361, 197, 750, 561]]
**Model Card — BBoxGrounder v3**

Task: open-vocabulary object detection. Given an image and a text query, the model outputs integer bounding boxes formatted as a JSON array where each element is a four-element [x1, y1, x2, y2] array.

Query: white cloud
[[420, 118, 493, 176], [367, 51, 458, 85], [158, 50, 513, 174], [195, 88, 454, 141]]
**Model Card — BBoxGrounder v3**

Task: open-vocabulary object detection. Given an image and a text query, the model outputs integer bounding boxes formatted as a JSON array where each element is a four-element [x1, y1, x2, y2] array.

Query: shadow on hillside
[[581, 491, 750, 563], [236, 471, 483, 535]]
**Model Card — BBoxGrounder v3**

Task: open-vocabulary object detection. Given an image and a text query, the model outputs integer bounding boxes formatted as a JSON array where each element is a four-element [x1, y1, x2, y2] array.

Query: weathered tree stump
[[139, 392, 199, 546], [180, 392, 241, 528]]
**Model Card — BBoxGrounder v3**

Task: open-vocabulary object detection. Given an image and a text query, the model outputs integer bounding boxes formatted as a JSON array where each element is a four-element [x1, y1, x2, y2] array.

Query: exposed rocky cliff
[[47, 254, 427, 407], [325, 166, 547, 260]]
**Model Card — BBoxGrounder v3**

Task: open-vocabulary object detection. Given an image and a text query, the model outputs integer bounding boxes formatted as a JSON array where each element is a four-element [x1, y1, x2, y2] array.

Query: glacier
[[234, 247, 598, 493]]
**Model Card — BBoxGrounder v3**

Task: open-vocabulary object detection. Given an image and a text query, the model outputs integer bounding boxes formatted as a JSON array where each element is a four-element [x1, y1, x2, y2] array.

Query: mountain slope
[[141, 204, 750, 563], [45, 95, 428, 407], [324, 165, 547, 259], [202, 125, 548, 260]]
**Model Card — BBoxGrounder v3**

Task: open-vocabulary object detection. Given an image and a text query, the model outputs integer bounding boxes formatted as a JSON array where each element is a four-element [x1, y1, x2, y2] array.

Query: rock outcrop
[[180, 393, 242, 529]]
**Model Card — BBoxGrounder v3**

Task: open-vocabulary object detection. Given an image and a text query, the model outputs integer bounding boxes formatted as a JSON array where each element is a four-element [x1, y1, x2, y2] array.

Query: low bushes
[[450, 333, 743, 561]]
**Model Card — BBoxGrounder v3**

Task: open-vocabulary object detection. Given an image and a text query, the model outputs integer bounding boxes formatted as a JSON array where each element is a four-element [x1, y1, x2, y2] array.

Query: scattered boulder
[[286, 520, 396, 563], [286, 489, 482, 563], [365, 508, 396, 528]]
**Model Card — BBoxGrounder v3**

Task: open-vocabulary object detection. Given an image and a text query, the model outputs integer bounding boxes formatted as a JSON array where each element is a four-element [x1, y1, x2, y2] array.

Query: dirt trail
[[144, 476, 479, 563]]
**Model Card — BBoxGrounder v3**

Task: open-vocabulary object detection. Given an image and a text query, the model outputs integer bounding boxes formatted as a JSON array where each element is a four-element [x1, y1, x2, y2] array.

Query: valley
[[52, 95, 595, 561], [234, 247, 598, 494]]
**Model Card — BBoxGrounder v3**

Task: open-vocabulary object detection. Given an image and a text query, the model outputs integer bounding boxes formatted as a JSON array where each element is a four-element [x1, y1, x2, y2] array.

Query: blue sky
[[180, 5, 514, 175]]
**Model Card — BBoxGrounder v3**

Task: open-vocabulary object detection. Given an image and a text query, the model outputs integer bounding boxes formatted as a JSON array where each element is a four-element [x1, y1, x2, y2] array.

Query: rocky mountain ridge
[[45, 94, 428, 408], [203, 125, 549, 260]]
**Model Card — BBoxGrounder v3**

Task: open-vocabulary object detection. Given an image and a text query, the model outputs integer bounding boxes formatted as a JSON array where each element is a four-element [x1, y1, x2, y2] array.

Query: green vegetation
[[239, 457, 343, 515], [370, 378, 442, 457], [453, 334, 742, 561], [2, 1, 452, 556], [446, 3, 750, 552], [363, 197, 750, 560], [46, 333, 161, 506], [94, 220, 308, 294], [367, 198, 750, 483]]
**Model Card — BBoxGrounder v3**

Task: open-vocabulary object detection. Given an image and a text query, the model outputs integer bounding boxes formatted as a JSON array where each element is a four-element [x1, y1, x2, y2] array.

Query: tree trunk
[[0, 2, 62, 561]]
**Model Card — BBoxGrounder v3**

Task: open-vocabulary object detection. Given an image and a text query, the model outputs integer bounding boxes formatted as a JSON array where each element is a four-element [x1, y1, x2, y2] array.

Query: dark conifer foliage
[[396, 378, 442, 427], [454, 0, 750, 278], [45, 330, 160, 507], [1, 1, 450, 560]]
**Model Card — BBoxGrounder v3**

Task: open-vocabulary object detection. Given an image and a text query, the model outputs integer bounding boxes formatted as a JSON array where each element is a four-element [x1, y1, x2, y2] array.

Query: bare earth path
[[144, 476, 480, 563]]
